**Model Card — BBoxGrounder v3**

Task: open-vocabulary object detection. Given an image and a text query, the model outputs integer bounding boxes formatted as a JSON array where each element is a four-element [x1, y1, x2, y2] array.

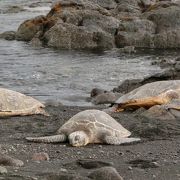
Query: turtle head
[[69, 131, 89, 147]]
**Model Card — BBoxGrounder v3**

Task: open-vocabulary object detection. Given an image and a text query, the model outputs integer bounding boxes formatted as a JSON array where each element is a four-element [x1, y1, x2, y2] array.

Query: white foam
[[23, 6, 51, 12]]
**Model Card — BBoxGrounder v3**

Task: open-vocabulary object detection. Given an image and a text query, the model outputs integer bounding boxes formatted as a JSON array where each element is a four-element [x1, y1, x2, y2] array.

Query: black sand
[[0, 105, 180, 180]]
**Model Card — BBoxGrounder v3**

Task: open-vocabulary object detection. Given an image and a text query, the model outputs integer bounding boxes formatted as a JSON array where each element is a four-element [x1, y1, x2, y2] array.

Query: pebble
[[117, 151, 124, 156], [151, 162, 160, 167], [32, 152, 49, 161], [77, 159, 113, 169], [77, 151, 82, 155], [60, 168, 68, 173], [0, 166, 7, 174]]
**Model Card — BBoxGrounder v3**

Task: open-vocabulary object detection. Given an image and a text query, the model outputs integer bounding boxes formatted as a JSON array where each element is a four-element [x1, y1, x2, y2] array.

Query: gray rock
[[0, 166, 7, 174], [11, 0, 180, 50], [44, 22, 96, 49], [82, 11, 120, 35], [118, 19, 156, 33], [128, 159, 160, 169], [90, 88, 122, 105], [0, 153, 24, 167], [77, 159, 114, 169], [112, 0, 141, 17], [0, 31, 16, 40], [90, 0, 117, 9], [145, 5, 180, 33], [115, 31, 153, 48], [44, 22, 115, 50], [16, 15, 46, 41], [91, 88, 107, 97], [152, 30, 180, 48], [88, 166, 123, 180], [91, 92, 121, 105], [115, 16, 156, 48], [113, 79, 143, 94]]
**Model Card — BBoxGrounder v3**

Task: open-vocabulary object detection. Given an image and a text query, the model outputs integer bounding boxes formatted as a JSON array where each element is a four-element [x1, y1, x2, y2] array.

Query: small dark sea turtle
[[26, 110, 140, 147], [112, 80, 180, 112], [0, 88, 48, 117]]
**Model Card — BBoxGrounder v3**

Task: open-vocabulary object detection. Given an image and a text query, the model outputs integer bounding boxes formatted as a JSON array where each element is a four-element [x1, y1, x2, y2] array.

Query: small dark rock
[[128, 159, 160, 169], [0, 31, 16, 40], [0, 166, 7, 174], [90, 88, 107, 97], [77, 159, 113, 169]]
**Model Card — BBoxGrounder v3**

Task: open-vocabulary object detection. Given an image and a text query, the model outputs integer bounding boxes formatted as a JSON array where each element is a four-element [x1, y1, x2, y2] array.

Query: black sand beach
[[0, 105, 179, 180]]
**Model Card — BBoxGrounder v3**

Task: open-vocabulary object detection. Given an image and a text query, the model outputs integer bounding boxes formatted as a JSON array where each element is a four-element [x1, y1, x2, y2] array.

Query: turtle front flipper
[[104, 136, 140, 145], [26, 134, 67, 143], [116, 89, 180, 111], [116, 96, 168, 111]]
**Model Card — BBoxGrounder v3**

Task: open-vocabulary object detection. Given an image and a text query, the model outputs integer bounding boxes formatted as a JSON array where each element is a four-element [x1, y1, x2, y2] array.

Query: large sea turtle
[[26, 109, 140, 147], [0, 88, 48, 117], [111, 80, 180, 112]]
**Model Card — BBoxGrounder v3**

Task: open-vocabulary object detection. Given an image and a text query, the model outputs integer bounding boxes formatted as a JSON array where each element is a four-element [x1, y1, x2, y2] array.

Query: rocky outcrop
[[2, 0, 180, 50]]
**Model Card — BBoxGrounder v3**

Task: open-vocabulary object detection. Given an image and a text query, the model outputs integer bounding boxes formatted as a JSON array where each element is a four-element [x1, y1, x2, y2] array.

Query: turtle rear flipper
[[104, 136, 140, 145], [26, 134, 66, 143]]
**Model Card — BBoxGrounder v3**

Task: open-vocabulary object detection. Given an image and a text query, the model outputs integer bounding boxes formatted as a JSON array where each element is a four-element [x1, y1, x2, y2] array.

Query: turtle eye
[[75, 135, 80, 141]]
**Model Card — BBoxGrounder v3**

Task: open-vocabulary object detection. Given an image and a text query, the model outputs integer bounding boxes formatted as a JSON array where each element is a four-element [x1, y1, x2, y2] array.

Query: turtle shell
[[115, 80, 180, 104], [0, 88, 45, 116], [58, 109, 131, 137]]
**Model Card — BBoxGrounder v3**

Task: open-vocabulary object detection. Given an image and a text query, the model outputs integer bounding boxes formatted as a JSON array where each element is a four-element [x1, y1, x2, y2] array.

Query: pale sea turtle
[[0, 88, 48, 116], [26, 109, 140, 147], [111, 80, 180, 112]]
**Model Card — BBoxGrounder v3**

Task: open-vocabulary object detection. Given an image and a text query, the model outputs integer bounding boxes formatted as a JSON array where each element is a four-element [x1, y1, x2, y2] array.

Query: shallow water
[[0, 0, 179, 106]]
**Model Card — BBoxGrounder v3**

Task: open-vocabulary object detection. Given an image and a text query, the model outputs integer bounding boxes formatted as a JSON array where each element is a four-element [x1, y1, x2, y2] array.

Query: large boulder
[[16, 15, 56, 41], [58, 10, 120, 35], [16, 15, 46, 41], [145, 4, 180, 33], [44, 21, 115, 50], [115, 18, 155, 47]]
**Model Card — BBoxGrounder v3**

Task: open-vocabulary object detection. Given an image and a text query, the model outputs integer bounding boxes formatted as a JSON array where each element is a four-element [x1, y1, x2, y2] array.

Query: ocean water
[[0, 0, 179, 106]]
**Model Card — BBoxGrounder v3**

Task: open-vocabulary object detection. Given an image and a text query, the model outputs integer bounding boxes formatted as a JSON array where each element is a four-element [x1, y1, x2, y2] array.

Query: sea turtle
[[26, 109, 140, 147], [111, 80, 180, 112], [0, 88, 48, 117]]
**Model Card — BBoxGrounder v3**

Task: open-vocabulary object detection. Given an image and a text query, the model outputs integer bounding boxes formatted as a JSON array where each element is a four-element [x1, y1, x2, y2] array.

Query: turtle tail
[[26, 134, 66, 143]]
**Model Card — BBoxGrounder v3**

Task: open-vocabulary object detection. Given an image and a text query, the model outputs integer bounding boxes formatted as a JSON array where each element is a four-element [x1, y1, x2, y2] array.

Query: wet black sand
[[0, 105, 180, 180]]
